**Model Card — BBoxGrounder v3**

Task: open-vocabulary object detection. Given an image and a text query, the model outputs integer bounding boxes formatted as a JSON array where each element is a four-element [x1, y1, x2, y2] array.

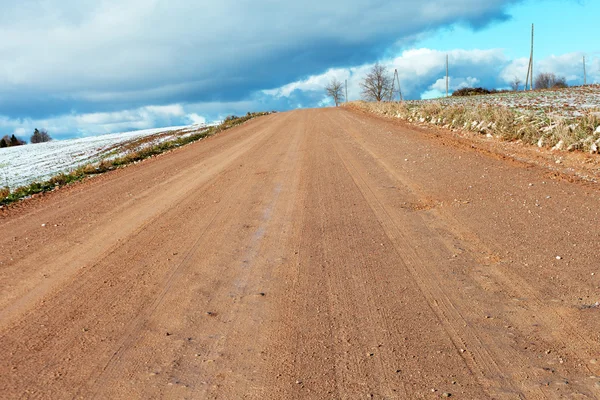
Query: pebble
[[556, 256, 562, 260], [442, 393, 452, 398], [295, 380, 302, 384]]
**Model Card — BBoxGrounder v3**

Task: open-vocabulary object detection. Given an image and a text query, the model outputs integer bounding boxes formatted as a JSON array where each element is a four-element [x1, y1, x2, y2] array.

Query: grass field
[[349, 85, 600, 153]]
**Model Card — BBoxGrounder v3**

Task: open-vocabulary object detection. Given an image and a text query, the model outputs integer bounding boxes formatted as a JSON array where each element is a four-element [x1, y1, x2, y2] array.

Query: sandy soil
[[1, 108, 599, 399]]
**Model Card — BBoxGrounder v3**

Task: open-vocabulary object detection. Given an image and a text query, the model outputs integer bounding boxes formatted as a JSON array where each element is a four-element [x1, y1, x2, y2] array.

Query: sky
[[0, 0, 598, 140]]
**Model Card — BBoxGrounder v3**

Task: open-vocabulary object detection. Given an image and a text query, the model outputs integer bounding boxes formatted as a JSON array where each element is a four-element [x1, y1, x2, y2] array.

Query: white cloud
[[501, 52, 600, 85], [187, 113, 206, 125], [0, 104, 206, 139], [263, 48, 600, 103], [264, 48, 505, 101], [264, 69, 351, 98], [429, 76, 480, 92]]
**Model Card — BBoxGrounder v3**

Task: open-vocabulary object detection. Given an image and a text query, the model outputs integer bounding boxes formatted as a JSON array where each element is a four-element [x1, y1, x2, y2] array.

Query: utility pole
[[583, 56, 587, 85], [345, 79, 348, 103], [524, 24, 534, 90], [395, 69, 403, 102], [525, 24, 534, 90], [446, 54, 449, 97], [388, 69, 403, 102]]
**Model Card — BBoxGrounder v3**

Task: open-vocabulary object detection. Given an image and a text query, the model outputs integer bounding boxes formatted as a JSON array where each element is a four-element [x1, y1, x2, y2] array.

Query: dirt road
[[1, 108, 599, 399]]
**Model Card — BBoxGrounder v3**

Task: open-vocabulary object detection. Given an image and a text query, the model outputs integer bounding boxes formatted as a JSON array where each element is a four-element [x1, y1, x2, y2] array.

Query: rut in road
[[1, 108, 599, 399]]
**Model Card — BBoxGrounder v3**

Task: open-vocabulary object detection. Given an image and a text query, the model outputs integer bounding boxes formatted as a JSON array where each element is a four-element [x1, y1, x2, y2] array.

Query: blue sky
[[416, 0, 600, 59], [0, 0, 598, 140]]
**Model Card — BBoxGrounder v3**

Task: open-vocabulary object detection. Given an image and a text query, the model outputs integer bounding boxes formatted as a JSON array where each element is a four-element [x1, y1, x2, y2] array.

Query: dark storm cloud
[[0, 0, 525, 120]]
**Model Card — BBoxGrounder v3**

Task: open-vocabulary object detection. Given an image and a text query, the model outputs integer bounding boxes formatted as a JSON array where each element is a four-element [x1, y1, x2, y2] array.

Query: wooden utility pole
[[530, 24, 534, 90], [525, 24, 534, 90], [446, 54, 449, 97], [525, 61, 531, 91], [583, 56, 587, 85], [345, 79, 348, 103]]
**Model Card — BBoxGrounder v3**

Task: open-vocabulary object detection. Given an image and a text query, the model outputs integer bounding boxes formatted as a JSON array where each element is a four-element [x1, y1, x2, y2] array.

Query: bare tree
[[535, 72, 568, 89], [325, 78, 345, 106], [511, 77, 521, 92], [30, 128, 52, 144], [360, 63, 392, 102]]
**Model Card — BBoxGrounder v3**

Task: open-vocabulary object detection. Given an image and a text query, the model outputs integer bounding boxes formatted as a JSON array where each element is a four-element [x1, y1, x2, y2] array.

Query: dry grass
[[346, 101, 600, 154]]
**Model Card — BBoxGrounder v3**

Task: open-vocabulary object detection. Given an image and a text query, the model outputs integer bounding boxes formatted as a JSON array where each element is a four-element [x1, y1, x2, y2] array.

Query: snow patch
[[0, 125, 203, 189]]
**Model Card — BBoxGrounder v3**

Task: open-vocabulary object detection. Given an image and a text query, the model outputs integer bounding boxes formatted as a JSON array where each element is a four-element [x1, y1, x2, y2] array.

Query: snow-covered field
[[406, 85, 600, 119], [0, 125, 208, 189]]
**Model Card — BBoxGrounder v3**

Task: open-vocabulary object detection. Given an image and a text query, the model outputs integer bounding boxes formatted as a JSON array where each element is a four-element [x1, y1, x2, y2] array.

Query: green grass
[[0, 112, 271, 207]]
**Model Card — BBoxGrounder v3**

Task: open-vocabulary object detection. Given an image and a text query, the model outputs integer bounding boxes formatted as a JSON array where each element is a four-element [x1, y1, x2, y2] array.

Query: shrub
[[0, 187, 9, 201], [453, 87, 491, 97], [452, 87, 511, 97], [535, 73, 569, 89]]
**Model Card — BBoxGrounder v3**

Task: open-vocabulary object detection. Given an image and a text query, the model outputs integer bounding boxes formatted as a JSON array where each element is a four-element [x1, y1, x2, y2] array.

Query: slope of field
[[1, 108, 599, 399], [351, 85, 600, 153], [410, 85, 600, 119], [0, 125, 208, 189]]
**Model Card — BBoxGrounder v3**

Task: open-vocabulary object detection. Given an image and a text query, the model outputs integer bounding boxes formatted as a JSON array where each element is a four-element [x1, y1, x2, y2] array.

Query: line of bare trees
[[325, 63, 572, 105], [0, 128, 52, 149], [511, 72, 567, 91], [325, 62, 393, 106]]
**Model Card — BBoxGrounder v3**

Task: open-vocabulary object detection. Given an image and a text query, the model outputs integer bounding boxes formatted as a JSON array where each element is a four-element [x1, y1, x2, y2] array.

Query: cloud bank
[[2, 0, 593, 139], [0, 0, 522, 120]]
